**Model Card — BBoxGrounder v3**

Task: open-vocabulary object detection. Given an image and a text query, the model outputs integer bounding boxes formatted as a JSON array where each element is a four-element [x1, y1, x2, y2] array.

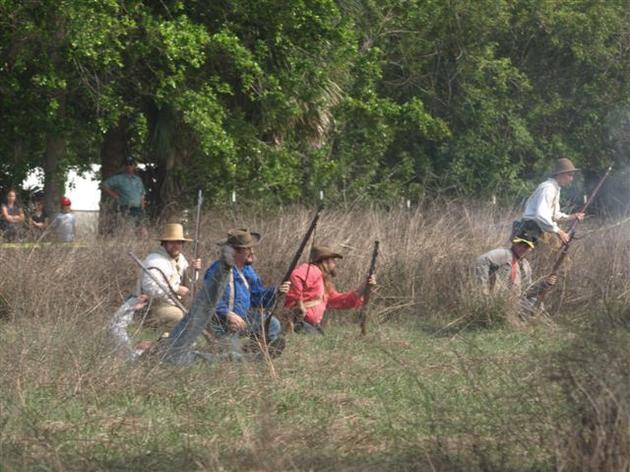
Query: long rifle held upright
[[535, 165, 612, 307], [359, 240, 379, 336], [191, 189, 203, 297], [264, 205, 323, 334]]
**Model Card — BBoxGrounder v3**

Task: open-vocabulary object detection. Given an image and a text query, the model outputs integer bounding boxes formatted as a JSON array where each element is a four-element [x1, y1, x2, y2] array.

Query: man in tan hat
[[284, 245, 377, 334], [515, 158, 585, 245], [203, 228, 290, 352], [139, 223, 201, 328]]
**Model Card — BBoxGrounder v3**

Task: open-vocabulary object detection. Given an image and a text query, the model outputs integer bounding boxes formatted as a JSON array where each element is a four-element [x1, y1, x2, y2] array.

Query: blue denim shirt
[[204, 261, 277, 320]]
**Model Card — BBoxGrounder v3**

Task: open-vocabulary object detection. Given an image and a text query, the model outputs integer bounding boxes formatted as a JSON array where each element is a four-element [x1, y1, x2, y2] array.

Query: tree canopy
[[1, 0, 628, 211]]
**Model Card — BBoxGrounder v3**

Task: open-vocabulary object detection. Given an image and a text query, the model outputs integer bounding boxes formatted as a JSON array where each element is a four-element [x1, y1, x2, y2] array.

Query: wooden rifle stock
[[264, 206, 323, 334], [535, 165, 612, 307], [191, 189, 203, 297], [359, 240, 379, 336]]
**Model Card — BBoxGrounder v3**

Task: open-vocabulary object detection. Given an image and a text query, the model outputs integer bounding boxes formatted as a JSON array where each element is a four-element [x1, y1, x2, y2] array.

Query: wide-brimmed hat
[[309, 245, 343, 263], [218, 228, 261, 248], [157, 223, 192, 242], [552, 158, 579, 176]]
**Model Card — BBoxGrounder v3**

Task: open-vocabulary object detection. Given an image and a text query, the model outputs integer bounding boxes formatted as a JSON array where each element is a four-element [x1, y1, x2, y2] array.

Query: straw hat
[[552, 158, 579, 176], [156, 223, 192, 242], [309, 245, 343, 263], [218, 228, 261, 248]]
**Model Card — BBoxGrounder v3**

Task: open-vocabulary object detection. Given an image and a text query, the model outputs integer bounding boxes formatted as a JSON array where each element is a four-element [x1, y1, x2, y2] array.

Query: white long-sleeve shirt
[[521, 178, 569, 233], [140, 247, 189, 305]]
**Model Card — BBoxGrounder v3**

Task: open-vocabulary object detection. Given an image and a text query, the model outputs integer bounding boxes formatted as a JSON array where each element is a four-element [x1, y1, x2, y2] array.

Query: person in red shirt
[[284, 245, 376, 335]]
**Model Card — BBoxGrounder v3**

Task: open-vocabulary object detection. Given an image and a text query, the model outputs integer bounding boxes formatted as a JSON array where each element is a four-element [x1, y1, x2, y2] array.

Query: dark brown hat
[[552, 158, 579, 176], [309, 245, 343, 263], [218, 228, 261, 248]]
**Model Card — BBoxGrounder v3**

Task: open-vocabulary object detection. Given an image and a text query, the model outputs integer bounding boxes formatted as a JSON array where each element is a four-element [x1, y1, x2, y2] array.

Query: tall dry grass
[[1, 202, 629, 469]]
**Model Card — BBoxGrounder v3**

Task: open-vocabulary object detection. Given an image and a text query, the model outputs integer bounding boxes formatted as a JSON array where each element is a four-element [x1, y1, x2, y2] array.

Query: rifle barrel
[[191, 190, 203, 296], [566, 165, 613, 237], [280, 206, 323, 283], [359, 240, 379, 336]]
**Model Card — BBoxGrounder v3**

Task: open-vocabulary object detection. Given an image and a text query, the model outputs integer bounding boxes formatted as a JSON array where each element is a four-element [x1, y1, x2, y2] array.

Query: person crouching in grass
[[284, 245, 377, 335], [475, 228, 556, 317], [138, 223, 201, 329]]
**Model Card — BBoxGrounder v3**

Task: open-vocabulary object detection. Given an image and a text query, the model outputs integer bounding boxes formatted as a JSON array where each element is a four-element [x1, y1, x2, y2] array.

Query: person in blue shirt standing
[[101, 157, 147, 237], [203, 228, 290, 357]]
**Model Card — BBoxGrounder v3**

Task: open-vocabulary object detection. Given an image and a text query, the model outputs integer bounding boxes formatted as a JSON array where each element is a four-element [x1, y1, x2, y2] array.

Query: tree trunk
[[147, 105, 181, 218], [98, 118, 130, 234], [42, 134, 66, 216], [42, 15, 67, 217]]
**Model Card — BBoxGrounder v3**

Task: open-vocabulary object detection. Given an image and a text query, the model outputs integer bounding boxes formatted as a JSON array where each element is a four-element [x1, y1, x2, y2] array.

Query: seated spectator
[[28, 193, 49, 237], [1, 189, 25, 242], [50, 196, 76, 242]]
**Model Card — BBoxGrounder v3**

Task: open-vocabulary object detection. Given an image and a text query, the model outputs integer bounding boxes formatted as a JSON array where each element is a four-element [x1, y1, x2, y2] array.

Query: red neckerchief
[[510, 252, 518, 284]]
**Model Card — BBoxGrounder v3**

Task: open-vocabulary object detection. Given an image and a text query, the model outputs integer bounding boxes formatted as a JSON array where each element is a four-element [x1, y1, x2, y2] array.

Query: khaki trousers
[[147, 302, 185, 329]]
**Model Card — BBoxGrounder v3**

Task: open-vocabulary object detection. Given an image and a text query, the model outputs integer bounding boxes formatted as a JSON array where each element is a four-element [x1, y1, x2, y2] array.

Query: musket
[[359, 240, 379, 336], [263, 205, 323, 336], [129, 252, 187, 312], [191, 189, 203, 297], [534, 165, 612, 307]]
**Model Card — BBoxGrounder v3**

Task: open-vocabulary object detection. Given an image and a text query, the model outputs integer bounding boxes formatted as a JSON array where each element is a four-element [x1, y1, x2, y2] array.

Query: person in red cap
[[50, 196, 76, 242]]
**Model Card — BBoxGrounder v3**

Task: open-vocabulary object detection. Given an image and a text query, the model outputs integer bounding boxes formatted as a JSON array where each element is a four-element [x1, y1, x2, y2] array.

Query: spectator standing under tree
[[1, 189, 25, 242], [100, 157, 147, 237], [28, 193, 49, 238], [50, 196, 76, 242]]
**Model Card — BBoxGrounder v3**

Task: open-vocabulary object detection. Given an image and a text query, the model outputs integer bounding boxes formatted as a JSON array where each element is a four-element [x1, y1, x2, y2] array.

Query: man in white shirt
[[516, 158, 585, 245], [140, 223, 201, 328]]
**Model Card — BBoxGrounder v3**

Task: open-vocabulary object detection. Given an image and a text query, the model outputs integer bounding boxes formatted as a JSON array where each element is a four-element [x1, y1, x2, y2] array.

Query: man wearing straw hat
[[514, 158, 585, 245], [284, 245, 377, 335], [203, 228, 290, 353], [476, 227, 556, 314], [139, 223, 201, 328]]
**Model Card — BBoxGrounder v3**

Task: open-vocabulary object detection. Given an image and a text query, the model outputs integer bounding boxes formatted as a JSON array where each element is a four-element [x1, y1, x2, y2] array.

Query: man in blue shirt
[[101, 157, 147, 234], [203, 228, 290, 356]]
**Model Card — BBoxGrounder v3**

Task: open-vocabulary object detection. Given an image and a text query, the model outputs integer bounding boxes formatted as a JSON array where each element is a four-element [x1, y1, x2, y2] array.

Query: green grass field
[[0, 316, 576, 471], [1, 206, 629, 470]]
